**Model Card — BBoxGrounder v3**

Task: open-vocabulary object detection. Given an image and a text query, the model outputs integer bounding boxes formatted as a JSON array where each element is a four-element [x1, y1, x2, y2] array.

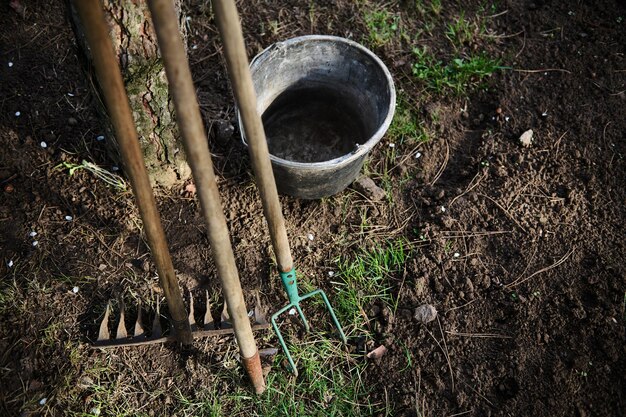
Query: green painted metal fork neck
[[279, 267, 300, 303]]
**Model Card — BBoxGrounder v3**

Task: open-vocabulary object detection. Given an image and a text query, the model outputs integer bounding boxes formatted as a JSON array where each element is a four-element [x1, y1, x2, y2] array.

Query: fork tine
[[151, 297, 162, 339], [188, 290, 197, 331], [204, 290, 215, 330], [97, 301, 111, 341], [115, 299, 128, 339]]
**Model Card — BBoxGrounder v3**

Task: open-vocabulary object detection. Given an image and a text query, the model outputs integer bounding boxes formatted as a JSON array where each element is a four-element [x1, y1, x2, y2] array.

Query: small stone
[[39, 398, 47, 406], [7, 260, 13, 268], [328, 271, 335, 277], [29, 231, 37, 237], [8, 62, 13, 67], [96, 135, 105, 141], [288, 308, 297, 315], [388, 143, 395, 148], [72, 286, 79, 294], [307, 233, 314, 241], [413, 304, 437, 324], [40, 141, 47, 148], [15, 111, 21, 117], [519, 129, 534, 147], [68, 117, 78, 126], [65, 215, 73, 221], [352, 176, 386, 202], [215, 121, 235, 145], [32, 241, 39, 247], [453, 252, 460, 258], [415, 151, 422, 159]]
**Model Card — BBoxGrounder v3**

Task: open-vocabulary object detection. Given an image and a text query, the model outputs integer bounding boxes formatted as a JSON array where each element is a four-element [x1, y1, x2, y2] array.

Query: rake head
[[271, 268, 347, 376], [93, 290, 269, 348]]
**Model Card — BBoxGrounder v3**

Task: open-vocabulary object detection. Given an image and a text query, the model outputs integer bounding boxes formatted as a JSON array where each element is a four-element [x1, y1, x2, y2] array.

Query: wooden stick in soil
[[147, 0, 265, 394], [73, 0, 192, 345], [212, 0, 294, 274]]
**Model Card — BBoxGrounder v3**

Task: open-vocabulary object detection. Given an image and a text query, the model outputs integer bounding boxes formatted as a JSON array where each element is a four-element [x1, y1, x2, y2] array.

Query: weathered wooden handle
[[147, 0, 265, 394], [212, 0, 294, 273], [73, 0, 192, 345]]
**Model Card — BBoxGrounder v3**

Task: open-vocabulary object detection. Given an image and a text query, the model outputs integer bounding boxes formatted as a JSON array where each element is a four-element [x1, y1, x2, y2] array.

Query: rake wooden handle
[[212, 0, 294, 273], [147, 0, 265, 394], [73, 0, 192, 345]]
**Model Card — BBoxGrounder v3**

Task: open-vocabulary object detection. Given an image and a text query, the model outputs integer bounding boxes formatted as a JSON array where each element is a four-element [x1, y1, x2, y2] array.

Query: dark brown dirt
[[1, 0, 625, 416]]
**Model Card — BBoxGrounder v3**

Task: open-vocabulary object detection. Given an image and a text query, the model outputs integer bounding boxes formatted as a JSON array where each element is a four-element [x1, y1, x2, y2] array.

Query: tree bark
[[69, 0, 191, 188]]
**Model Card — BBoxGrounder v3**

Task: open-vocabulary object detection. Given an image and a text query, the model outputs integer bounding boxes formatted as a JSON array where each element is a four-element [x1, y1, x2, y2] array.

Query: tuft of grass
[[411, 46, 504, 95], [55, 160, 127, 191], [333, 239, 411, 335], [363, 9, 401, 47], [445, 11, 486, 46]]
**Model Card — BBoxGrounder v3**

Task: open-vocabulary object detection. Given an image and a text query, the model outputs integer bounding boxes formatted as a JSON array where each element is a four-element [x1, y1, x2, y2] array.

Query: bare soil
[[1, 1, 625, 416]]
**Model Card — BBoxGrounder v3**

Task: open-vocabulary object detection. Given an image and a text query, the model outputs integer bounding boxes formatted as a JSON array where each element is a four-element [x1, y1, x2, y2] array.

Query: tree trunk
[[69, 0, 191, 188]]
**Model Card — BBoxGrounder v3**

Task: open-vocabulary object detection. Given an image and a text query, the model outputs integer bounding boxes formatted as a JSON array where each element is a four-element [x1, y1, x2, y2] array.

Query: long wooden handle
[[147, 0, 265, 394], [212, 0, 294, 273], [73, 0, 192, 345]]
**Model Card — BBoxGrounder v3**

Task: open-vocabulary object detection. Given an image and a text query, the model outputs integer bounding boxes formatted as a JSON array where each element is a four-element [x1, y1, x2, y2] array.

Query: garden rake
[[213, 0, 347, 376], [76, 0, 269, 393]]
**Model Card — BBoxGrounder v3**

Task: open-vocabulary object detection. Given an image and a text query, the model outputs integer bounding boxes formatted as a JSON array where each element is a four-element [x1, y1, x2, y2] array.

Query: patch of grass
[[411, 46, 503, 95], [363, 9, 401, 47], [333, 239, 411, 335], [388, 96, 430, 145]]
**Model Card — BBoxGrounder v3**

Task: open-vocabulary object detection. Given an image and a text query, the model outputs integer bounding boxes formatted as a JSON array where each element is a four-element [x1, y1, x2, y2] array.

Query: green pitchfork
[[213, 0, 347, 376]]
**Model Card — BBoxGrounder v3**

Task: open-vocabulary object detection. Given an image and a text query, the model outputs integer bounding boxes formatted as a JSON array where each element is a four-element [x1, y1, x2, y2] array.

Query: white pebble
[[388, 143, 395, 148], [247, 309, 254, 317], [29, 231, 37, 237], [288, 308, 297, 315], [90, 407, 101, 416], [15, 111, 21, 117], [96, 135, 105, 141], [440, 206, 446, 212], [40, 141, 47, 148], [307, 233, 314, 241], [72, 286, 79, 294], [453, 252, 460, 258], [65, 215, 73, 221], [39, 398, 47, 405], [541, 111, 548, 117], [415, 151, 422, 159], [67, 93, 74, 97], [111, 166, 119, 171], [192, 44, 198, 50], [32, 241, 39, 247], [328, 271, 335, 277], [505, 116, 510, 122], [8, 62, 13, 67], [7, 260, 14, 268]]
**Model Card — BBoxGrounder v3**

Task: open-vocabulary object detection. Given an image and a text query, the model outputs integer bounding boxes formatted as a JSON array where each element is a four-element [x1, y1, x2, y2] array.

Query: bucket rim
[[238, 34, 396, 170]]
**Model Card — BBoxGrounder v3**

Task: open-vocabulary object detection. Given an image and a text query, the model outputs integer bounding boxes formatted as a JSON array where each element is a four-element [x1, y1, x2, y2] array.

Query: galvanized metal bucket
[[238, 35, 396, 199]]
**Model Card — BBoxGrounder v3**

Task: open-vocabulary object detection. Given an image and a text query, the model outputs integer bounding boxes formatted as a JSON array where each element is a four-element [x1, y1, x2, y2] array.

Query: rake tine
[[254, 290, 267, 325], [204, 290, 215, 330], [188, 291, 198, 331], [134, 302, 146, 338], [97, 301, 111, 341], [116, 299, 128, 339], [221, 300, 232, 329], [151, 298, 162, 339]]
